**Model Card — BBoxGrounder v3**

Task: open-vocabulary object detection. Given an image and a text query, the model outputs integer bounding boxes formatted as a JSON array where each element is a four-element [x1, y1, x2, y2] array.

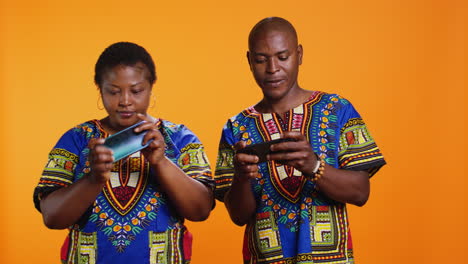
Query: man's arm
[[269, 131, 370, 206], [223, 141, 259, 226], [315, 166, 369, 206]]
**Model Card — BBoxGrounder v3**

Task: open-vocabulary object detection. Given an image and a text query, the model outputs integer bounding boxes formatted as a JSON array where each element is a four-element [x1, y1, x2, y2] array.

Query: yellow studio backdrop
[[1, 0, 466, 263]]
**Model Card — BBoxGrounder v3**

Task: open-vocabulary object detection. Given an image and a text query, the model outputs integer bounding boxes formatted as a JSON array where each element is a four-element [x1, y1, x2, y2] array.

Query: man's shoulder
[[226, 106, 258, 124], [314, 92, 353, 108]]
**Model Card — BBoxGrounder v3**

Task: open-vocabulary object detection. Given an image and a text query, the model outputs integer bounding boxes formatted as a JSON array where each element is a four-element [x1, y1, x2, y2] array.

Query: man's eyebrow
[[253, 49, 289, 57]]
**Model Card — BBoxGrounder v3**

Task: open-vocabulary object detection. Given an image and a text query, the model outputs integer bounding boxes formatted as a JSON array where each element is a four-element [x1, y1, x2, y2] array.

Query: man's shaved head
[[248, 17, 298, 51], [246, 17, 304, 109]]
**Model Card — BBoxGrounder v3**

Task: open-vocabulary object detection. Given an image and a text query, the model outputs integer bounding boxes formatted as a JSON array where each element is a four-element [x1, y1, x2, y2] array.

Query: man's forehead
[[249, 19, 298, 51], [250, 30, 295, 52]]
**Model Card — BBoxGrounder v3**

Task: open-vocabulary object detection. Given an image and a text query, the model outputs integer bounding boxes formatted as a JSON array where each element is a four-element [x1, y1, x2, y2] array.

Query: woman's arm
[[137, 114, 214, 221], [40, 138, 113, 229], [150, 157, 214, 221], [40, 176, 106, 229]]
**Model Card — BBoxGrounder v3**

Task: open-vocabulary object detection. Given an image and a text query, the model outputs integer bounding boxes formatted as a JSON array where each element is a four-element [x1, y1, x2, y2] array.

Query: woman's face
[[100, 62, 152, 133]]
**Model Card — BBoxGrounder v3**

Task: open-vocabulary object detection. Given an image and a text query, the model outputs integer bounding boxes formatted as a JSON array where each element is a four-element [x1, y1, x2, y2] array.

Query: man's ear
[[246, 51, 253, 71], [297, 44, 303, 65]]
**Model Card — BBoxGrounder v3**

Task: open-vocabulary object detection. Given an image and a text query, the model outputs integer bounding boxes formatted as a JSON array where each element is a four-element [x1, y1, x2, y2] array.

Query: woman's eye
[[132, 89, 143, 94]]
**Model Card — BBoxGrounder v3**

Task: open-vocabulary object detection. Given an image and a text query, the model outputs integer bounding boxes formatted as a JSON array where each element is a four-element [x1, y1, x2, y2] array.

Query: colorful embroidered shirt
[[215, 92, 386, 264], [33, 119, 213, 264]]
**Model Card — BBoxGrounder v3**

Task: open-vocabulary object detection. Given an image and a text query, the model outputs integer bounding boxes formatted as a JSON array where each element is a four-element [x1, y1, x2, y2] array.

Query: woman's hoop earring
[[97, 94, 104, 110]]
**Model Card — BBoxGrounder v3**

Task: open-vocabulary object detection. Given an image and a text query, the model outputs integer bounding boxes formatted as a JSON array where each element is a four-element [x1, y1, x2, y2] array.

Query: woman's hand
[[135, 113, 166, 166], [268, 131, 319, 176], [233, 141, 260, 182], [88, 138, 114, 184]]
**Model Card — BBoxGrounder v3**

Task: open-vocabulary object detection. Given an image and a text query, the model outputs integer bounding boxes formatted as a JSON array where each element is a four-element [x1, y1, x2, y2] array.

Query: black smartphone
[[236, 138, 294, 163], [103, 121, 154, 162]]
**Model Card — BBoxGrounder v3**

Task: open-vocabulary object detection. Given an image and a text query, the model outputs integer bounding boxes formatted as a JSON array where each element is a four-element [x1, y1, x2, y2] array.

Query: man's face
[[248, 29, 302, 101]]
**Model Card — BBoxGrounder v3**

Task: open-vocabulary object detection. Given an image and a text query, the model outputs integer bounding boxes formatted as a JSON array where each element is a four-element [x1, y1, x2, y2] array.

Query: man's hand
[[268, 131, 319, 176]]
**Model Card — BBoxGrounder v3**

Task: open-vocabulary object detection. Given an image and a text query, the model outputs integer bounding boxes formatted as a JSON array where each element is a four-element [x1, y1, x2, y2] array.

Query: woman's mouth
[[118, 111, 135, 118]]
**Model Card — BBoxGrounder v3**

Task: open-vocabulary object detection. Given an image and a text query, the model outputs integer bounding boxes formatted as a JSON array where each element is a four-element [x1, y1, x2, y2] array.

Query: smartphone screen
[[103, 121, 153, 162]]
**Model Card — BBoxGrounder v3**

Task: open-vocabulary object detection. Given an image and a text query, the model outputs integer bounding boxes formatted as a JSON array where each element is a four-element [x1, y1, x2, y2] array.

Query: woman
[[33, 42, 214, 263]]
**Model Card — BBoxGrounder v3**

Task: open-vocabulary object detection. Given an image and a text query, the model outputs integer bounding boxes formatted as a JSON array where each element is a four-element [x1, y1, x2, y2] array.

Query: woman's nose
[[119, 91, 131, 106]]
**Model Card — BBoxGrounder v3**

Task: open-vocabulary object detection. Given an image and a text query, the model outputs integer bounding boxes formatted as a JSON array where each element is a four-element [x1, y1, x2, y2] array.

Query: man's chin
[[262, 89, 287, 101]]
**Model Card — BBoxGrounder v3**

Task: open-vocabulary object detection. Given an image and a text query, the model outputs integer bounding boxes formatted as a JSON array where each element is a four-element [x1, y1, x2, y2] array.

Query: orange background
[[1, 0, 466, 263]]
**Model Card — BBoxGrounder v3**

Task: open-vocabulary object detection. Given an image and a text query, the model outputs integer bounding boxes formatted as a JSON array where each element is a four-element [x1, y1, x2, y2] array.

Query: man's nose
[[266, 58, 279, 74]]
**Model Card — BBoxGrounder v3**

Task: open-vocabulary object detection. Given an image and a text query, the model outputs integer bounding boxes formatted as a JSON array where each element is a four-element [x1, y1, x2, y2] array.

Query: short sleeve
[[336, 98, 386, 176], [33, 129, 84, 212], [168, 123, 214, 189], [214, 120, 237, 201]]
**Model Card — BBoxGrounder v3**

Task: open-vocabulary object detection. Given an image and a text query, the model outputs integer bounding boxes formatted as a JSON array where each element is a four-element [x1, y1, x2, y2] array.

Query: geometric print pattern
[[103, 152, 148, 216], [251, 211, 284, 263], [215, 92, 385, 264], [34, 119, 213, 263], [149, 226, 186, 264], [65, 230, 97, 264], [338, 118, 386, 176], [259, 107, 306, 203], [178, 143, 211, 178], [308, 205, 352, 263]]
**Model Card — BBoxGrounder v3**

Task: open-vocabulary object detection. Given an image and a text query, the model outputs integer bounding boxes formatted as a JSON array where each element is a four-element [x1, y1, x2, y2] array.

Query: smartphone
[[103, 121, 154, 162], [236, 138, 295, 163]]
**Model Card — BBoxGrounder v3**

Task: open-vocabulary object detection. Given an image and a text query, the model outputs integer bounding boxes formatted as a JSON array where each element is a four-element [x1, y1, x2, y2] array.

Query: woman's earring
[[97, 94, 104, 110]]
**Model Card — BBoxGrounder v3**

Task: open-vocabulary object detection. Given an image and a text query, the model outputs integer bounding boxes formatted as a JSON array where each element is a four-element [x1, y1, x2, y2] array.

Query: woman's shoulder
[[50, 120, 101, 153], [57, 119, 103, 143], [158, 119, 197, 138], [158, 119, 203, 147], [159, 119, 185, 132], [67, 119, 103, 138]]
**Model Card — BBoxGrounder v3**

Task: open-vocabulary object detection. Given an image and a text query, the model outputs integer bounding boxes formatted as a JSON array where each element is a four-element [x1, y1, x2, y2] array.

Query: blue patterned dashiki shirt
[[215, 92, 386, 264], [34, 119, 213, 264]]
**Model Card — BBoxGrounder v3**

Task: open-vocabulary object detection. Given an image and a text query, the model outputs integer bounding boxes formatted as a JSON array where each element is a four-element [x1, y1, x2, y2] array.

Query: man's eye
[[255, 57, 266, 63], [132, 90, 142, 94], [279, 56, 289, 61]]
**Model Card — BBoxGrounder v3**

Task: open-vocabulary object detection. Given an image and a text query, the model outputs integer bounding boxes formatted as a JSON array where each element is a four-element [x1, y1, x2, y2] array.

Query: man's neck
[[256, 87, 314, 115]]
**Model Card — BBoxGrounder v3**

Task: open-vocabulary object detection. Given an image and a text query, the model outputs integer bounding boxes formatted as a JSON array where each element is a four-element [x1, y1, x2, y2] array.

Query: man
[[215, 17, 386, 263]]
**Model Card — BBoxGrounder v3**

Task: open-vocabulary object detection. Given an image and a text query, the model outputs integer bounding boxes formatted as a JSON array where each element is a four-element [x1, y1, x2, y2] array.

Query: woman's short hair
[[94, 42, 156, 87]]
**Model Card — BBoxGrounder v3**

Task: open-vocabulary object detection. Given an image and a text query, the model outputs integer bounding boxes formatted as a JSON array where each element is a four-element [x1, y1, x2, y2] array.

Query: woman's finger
[[142, 128, 164, 146]]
